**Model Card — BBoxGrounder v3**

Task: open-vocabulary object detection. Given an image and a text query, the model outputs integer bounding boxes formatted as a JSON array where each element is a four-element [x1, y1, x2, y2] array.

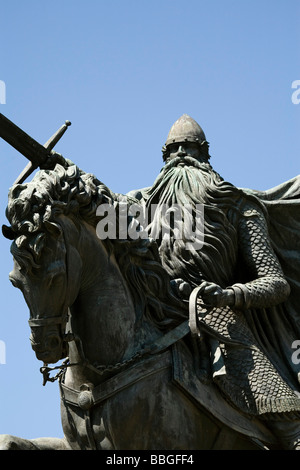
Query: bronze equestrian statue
[[1, 113, 300, 449]]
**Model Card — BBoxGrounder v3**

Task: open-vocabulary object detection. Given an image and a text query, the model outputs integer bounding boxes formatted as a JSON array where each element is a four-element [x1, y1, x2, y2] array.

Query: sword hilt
[[13, 119, 72, 185]]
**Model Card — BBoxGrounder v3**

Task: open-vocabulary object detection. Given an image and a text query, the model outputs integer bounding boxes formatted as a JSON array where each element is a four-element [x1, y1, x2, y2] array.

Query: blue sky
[[0, 0, 299, 441]]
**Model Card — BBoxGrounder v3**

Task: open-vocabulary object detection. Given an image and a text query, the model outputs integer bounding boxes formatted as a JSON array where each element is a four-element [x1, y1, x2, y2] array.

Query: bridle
[[26, 224, 152, 387], [29, 223, 192, 388], [28, 314, 69, 330], [27, 224, 77, 385]]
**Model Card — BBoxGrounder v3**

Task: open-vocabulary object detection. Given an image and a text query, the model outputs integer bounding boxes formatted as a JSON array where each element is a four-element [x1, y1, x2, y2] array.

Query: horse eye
[[48, 273, 64, 288]]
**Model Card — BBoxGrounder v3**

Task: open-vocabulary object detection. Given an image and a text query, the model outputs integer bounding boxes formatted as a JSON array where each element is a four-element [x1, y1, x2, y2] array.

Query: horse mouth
[[34, 348, 63, 364], [30, 334, 67, 364]]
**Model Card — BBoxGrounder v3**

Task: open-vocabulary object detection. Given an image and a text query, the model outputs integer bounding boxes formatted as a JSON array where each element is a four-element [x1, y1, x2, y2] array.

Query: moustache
[[163, 156, 211, 172]]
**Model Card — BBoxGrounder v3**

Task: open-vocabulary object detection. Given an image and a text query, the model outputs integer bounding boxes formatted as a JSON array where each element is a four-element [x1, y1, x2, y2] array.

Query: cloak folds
[[241, 175, 300, 394], [191, 175, 300, 418]]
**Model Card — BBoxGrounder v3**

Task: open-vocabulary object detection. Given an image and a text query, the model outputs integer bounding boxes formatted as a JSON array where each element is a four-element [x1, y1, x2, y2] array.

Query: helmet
[[165, 114, 207, 147]]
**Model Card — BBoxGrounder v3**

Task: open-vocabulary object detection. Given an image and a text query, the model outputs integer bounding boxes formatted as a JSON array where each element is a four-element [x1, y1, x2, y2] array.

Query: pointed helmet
[[165, 114, 207, 147]]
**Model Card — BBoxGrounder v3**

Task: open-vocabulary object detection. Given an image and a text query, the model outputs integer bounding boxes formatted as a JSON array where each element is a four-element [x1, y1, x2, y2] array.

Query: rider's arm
[[229, 202, 290, 309]]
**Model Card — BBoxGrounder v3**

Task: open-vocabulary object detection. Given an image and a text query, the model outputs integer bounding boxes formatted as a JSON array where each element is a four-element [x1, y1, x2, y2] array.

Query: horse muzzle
[[28, 313, 69, 363], [29, 326, 67, 364]]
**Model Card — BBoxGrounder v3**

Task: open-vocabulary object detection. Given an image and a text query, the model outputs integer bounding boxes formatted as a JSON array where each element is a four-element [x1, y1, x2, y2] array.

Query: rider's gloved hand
[[40, 151, 73, 170], [170, 278, 192, 300], [197, 281, 235, 308]]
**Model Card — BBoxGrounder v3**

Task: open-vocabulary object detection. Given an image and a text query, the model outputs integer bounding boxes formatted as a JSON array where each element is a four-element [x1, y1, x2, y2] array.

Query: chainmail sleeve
[[230, 201, 290, 309]]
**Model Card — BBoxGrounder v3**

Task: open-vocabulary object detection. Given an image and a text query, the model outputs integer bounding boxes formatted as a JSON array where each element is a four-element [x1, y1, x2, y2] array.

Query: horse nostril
[[47, 336, 61, 350], [29, 334, 41, 350]]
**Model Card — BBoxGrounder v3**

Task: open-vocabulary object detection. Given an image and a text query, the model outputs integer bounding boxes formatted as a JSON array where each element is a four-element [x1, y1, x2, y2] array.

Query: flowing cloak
[[241, 175, 300, 393]]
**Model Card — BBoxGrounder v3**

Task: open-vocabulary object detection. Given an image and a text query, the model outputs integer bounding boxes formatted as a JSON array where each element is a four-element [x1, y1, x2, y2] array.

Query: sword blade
[[0, 113, 49, 167]]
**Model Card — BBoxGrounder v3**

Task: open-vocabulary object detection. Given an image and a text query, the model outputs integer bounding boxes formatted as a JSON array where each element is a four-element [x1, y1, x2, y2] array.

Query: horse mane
[[5, 164, 188, 330]]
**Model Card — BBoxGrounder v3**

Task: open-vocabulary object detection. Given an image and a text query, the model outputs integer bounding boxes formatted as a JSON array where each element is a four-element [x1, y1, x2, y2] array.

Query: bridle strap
[[28, 228, 71, 332], [28, 315, 68, 328], [41, 320, 191, 386]]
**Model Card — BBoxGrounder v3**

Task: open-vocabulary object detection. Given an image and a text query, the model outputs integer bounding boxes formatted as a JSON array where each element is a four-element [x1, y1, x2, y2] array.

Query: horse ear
[[2, 224, 15, 240], [44, 220, 62, 237]]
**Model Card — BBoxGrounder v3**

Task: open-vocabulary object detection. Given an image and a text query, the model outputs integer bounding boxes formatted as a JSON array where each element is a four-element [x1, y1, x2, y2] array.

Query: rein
[[40, 320, 191, 386], [29, 222, 191, 386]]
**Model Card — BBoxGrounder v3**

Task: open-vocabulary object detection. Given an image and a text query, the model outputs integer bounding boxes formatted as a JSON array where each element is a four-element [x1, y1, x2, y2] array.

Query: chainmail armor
[[196, 199, 300, 417], [231, 203, 290, 309]]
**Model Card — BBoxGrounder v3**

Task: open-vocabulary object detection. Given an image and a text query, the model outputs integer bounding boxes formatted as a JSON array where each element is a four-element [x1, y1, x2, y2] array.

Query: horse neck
[[64, 217, 161, 376]]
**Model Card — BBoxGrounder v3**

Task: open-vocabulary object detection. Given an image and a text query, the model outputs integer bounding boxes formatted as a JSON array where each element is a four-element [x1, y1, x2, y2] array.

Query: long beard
[[144, 156, 220, 206], [143, 157, 239, 287]]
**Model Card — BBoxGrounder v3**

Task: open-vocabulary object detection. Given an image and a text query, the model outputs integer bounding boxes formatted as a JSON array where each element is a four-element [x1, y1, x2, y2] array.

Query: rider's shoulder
[[236, 190, 267, 220]]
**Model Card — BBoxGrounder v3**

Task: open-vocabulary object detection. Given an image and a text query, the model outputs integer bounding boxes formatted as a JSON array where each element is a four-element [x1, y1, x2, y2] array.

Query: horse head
[[4, 216, 79, 364], [2, 166, 87, 364]]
